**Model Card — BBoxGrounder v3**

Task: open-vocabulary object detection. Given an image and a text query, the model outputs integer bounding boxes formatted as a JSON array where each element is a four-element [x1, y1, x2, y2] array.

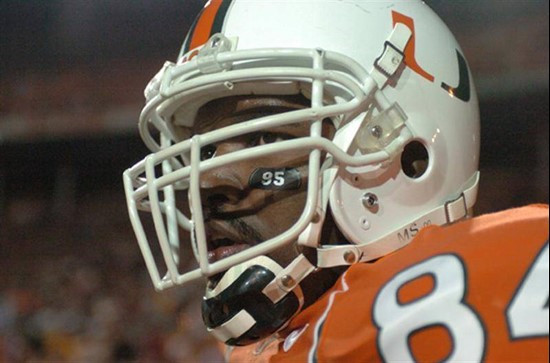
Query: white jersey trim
[[308, 270, 351, 363]]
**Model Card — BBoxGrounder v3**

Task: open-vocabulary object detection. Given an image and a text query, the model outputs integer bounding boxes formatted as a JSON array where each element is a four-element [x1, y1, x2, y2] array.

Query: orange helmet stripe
[[189, 1, 224, 51], [181, 0, 233, 58]]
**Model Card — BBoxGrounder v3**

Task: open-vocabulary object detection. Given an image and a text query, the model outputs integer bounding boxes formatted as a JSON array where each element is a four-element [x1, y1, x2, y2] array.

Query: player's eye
[[261, 132, 282, 144], [251, 132, 290, 147], [200, 144, 217, 161]]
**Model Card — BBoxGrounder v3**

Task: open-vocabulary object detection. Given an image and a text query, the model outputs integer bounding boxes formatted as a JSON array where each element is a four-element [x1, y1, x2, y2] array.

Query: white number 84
[[373, 244, 549, 362]]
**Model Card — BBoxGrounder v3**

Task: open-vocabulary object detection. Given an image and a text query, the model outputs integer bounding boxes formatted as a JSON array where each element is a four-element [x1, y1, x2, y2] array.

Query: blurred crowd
[[0, 191, 223, 362]]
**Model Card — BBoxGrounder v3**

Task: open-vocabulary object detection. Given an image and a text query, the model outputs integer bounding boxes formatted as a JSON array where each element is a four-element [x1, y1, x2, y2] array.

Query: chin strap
[[204, 255, 307, 344], [207, 171, 479, 344], [262, 254, 317, 304], [317, 171, 480, 268], [370, 23, 412, 89], [265, 171, 480, 305]]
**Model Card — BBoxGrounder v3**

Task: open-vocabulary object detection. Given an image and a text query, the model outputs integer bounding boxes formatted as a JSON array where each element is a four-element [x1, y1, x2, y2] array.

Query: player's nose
[[198, 142, 250, 213]]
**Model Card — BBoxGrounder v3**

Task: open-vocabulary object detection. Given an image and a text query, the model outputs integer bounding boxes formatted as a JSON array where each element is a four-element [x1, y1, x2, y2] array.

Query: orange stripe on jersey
[[189, 1, 224, 51]]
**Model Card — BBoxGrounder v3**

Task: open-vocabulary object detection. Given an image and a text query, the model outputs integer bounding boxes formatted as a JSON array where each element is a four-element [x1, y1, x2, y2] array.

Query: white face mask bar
[[123, 29, 415, 291]]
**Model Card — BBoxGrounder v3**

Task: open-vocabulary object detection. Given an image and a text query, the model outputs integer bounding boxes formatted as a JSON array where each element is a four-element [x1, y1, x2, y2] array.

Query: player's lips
[[205, 219, 256, 263], [208, 243, 250, 263]]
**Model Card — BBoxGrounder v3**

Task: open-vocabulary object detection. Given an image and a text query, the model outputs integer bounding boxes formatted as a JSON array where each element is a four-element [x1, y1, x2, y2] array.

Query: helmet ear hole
[[401, 141, 429, 179]]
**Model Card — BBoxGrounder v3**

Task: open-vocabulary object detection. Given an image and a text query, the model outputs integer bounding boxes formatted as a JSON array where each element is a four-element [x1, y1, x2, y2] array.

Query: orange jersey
[[227, 205, 549, 362]]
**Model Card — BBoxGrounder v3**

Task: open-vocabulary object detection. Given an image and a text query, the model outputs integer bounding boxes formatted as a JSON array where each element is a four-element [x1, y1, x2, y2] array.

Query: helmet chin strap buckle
[[444, 192, 469, 224], [371, 23, 412, 88], [317, 172, 481, 269], [262, 254, 316, 304]]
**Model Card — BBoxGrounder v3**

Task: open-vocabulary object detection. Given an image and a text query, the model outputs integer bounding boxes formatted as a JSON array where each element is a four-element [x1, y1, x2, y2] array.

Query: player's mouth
[[205, 219, 261, 290], [207, 238, 250, 263], [205, 219, 260, 264]]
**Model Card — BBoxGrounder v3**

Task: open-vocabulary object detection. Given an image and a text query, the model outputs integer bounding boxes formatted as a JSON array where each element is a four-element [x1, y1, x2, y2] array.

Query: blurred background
[[0, 1, 548, 361]]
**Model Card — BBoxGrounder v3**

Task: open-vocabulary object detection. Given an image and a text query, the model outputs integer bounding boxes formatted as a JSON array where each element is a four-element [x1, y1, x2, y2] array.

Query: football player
[[123, 0, 549, 361]]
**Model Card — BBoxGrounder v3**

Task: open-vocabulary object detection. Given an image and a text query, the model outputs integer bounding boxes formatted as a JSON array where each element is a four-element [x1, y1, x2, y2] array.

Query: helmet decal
[[392, 11, 471, 102], [181, 0, 234, 57], [392, 11, 435, 83], [441, 50, 471, 102]]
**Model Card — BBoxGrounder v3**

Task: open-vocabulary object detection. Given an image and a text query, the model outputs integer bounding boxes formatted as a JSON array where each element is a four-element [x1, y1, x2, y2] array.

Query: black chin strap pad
[[202, 264, 300, 346]]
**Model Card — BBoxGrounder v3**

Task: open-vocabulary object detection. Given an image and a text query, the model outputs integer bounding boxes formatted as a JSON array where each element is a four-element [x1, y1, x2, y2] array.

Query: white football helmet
[[124, 0, 480, 345]]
